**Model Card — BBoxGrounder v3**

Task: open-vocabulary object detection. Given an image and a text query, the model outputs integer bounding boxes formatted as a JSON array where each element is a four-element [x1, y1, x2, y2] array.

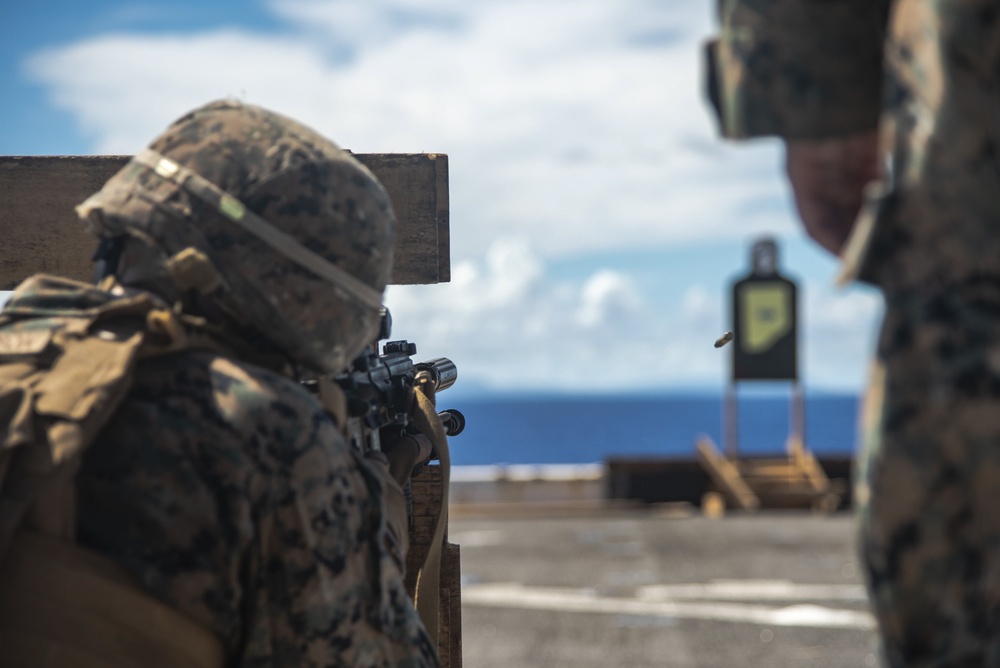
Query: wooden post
[[724, 384, 739, 458], [407, 465, 463, 666], [696, 436, 760, 510], [790, 381, 805, 446]]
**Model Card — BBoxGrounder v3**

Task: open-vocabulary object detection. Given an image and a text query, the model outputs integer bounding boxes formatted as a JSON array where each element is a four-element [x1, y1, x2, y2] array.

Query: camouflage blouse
[[77, 348, 438, 667]]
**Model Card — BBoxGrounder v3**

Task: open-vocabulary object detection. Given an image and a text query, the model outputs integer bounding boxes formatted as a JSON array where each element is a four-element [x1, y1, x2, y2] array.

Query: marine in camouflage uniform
[[708, 1, 1000, 665], [0, 101, 438, 667]]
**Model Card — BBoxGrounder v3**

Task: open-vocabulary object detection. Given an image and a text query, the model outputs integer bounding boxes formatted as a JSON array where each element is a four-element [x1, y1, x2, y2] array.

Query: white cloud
[[18, 0, 881, 393], [384, 243, 880, 394], [680, 284, 718, 325], [575, 270, 642, 329], [386, 240, 727, 393], [801, 284, 883, 389], [24, 0, 794, 262], [0, 254, 878, 395]]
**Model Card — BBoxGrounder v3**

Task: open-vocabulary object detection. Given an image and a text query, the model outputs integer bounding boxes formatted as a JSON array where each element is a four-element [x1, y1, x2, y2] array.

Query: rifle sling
[[410, 378, 451, 646]]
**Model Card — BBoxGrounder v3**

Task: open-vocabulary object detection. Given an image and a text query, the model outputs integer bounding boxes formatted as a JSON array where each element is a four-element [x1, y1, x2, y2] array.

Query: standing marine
[[0, 100, 438, 667], [707, 1, 1000, 664]]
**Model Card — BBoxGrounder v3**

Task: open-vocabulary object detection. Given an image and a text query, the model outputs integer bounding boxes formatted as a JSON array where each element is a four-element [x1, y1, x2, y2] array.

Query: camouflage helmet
[[76, 100, 395, 373]]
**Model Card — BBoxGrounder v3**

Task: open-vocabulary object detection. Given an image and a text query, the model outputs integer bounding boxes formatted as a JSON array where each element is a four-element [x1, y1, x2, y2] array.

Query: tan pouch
[[0, 277, 234, 667], [0, 531, 224, 668], [0, 280, 236, 558]]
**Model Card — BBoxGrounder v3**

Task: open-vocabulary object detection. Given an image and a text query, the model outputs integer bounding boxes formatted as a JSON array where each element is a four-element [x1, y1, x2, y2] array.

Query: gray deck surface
[[454, 510, 882, 667]]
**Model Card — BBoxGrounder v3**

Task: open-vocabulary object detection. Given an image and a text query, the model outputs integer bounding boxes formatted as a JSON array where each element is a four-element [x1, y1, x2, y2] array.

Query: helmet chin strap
[[91, 236, 127, 283]]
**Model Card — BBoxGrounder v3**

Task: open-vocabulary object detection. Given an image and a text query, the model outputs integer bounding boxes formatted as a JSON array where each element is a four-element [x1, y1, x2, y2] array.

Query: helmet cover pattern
[[77, 100, 396, 373]]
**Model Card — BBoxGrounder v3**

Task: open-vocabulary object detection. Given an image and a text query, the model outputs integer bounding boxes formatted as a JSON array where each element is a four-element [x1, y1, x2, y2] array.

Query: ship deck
[[453, 508, 880, 667]]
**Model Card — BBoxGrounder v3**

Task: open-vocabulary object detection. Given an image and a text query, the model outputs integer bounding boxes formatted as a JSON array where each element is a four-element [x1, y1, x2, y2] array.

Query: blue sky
[[0, 0, 883, 395]]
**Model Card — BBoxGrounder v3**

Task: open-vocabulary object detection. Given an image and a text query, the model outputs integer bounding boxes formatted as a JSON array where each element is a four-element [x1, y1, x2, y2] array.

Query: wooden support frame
[[696, 432, 842, 512], [407, 465, 463, 667], [696, 436, 760, 511], [0, 154, 450, 289]]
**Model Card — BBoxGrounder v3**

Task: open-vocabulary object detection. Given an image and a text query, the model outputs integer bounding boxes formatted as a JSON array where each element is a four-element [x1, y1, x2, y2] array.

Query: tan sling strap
[[0, 531, 225, 668], [409, 373, 452, 646]]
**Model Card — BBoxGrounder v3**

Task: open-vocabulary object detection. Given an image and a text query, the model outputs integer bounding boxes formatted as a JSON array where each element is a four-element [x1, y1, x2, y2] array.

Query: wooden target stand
[[696, 238, 842, 514], [0, 154, 462, 666]]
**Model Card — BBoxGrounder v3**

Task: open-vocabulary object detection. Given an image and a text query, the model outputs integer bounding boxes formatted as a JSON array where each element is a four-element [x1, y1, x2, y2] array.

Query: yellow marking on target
[[740, 283, 791, 353]]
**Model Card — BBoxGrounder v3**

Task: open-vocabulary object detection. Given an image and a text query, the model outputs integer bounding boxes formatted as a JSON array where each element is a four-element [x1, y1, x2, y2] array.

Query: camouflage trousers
[[858, 289, 1000, 666]]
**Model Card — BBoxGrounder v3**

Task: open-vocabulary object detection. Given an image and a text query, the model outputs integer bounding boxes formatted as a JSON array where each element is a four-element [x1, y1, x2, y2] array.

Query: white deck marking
[[462, 582, 875, 630], [637, 579, 868, 602], [449, 529, 506, 548]]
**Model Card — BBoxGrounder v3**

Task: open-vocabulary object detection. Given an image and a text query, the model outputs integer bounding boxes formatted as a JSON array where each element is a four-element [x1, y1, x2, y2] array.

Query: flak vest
[[0, 273, 449, 665], [0, 274, 231, 668]]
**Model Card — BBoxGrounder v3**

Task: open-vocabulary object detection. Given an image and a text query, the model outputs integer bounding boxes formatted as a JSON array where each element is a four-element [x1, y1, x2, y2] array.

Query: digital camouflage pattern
[[79, 348, 439, 667], [710, 1, 1000, 665], [859, 290, 1000, 666], [856, 0, 1000, 294], [77, 100, 395, 375], [706, 0, 888, 140], [0, 277, 438, 667]]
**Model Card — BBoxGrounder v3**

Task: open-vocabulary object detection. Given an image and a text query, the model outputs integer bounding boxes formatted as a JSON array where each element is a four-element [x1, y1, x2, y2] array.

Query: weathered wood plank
[[406, 465, 446, 592], [696, 436, 761, 511], [0, 154, 450, 289], [442, 543, 463, 668], [405, 464, 461, 666]]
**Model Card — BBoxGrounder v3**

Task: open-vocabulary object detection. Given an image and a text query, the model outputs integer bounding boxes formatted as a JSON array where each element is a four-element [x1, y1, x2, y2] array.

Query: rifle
[[305, 307, 464, 460]]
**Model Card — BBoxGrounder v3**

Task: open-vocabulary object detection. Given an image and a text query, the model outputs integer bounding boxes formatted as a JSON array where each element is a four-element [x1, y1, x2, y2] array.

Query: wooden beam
[[0, 154, 450, 289], [406, 464, 462, 667], [786, 433, 832, 494], [695, 436, 760, 511]]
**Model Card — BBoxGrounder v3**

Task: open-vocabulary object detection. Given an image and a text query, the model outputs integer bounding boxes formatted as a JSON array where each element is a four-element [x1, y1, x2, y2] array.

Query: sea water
[[444, 393, 860, 466]]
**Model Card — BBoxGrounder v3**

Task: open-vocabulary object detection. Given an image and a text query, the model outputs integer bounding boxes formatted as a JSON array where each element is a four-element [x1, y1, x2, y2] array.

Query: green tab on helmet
[[218, 195, 245, 221]]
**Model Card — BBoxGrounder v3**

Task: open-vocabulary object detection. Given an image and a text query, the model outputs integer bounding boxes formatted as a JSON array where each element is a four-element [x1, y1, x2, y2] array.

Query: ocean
[[443, 393, 861, 466]]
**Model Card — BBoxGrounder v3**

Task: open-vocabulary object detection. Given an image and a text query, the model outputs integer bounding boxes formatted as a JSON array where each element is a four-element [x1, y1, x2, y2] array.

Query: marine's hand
[[382, 433, 433, 487], [785, 131, 881, 256]]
